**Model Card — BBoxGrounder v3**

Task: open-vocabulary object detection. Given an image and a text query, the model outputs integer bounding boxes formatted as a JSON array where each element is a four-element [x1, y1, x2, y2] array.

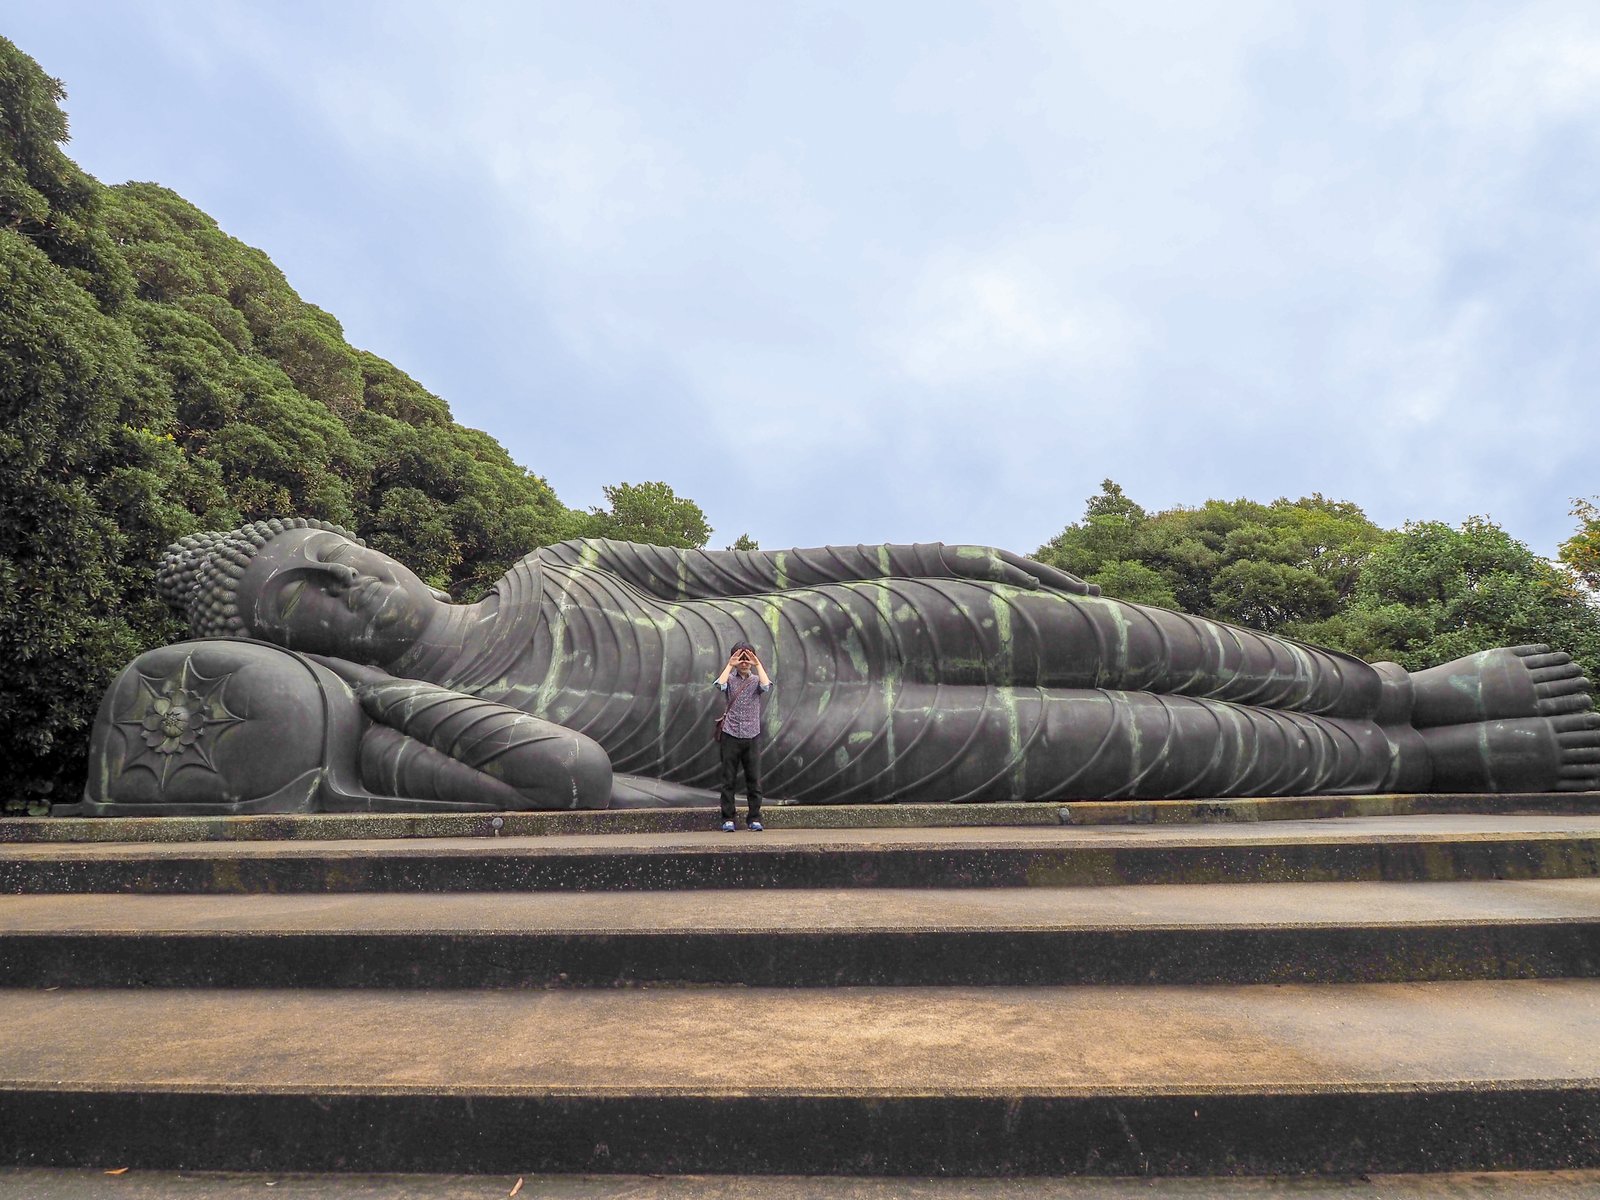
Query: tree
[[1300, 518, 1600, 680], [1559, 498, 1600, 593], [1035, 481, 1389, 632], [586, 481, 711, 549], [727, 533, 759, 551], [0, 228, 155, 810]]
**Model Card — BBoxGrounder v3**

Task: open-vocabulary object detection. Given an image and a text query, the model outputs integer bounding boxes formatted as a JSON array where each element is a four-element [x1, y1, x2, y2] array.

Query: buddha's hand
[[937, 546, 1098, 596]]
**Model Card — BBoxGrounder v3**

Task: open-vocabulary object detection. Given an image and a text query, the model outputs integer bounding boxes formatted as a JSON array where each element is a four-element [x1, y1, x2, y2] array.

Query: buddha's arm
[[313, 658, 613, 809], [538, 538, 1099, 599]]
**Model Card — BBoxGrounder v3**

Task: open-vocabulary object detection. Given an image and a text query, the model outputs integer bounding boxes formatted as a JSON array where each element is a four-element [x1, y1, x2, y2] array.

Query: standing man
[[714, 640, 772, 831]]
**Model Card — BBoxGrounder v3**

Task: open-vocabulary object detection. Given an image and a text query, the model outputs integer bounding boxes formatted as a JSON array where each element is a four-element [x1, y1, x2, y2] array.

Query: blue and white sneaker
[[748, 820, 764, 832], [720, 820, 736, 833]]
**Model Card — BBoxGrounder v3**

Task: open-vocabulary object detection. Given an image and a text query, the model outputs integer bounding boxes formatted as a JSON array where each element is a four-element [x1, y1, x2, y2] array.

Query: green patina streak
[[809, 595, 835, 724], [997, 689, 1024, 795], [873, 578, 902, 769], [1091, 595, 1130, 688], [533, 580, 575, 718], [774, 552, 789, 591], [991, 592, 1023, 797], [1126, 696, 1143, 781], [1210, 620, 1239, 690], [990, 588, 1014, 679], [657, 604, 680, 748], [764, 597, 783, 655], [1283, 640, 1313, 701], [763, 597, 786, 734], [391, 736, 415, 793], [841, 626, 870, 678]]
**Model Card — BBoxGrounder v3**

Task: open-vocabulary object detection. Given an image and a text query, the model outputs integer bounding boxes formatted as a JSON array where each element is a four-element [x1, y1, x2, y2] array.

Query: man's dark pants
[[718, 734, 762, 823]]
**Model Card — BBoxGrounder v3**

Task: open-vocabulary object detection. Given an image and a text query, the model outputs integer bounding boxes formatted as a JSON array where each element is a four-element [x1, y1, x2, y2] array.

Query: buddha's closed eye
[[278, 579, 306, 618]]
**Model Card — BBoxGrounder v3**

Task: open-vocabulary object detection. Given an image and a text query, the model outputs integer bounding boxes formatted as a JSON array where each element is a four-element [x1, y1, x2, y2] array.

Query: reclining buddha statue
[[66, 516, 1600, 815]]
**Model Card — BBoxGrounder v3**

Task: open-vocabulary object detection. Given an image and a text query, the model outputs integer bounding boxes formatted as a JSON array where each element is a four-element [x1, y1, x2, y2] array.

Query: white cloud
[[1380, 5, 1600, 138], [890, 249, 1145, 388]]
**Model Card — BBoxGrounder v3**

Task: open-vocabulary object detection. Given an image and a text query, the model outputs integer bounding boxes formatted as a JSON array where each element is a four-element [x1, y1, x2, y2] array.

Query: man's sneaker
[[720, 820, 736, 833], [748, 820, 764, 832]]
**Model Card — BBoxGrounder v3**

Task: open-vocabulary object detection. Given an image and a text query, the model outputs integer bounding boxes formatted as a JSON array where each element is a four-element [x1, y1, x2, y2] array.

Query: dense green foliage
[[1300, 518, 1600, 675], [584, 480, 712, 549], [1038, 482, 1600, 681], [0, 39, 708, 807], [1035, 480, 1388, 627]]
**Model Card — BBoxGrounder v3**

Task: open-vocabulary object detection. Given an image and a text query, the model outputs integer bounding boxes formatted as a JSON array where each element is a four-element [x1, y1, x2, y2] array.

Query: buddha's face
[[236, 529, 444, 666]]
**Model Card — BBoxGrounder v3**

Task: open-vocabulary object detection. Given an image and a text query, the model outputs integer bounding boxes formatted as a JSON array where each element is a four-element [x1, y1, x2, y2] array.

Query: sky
[[8, 2, 1600, 556]]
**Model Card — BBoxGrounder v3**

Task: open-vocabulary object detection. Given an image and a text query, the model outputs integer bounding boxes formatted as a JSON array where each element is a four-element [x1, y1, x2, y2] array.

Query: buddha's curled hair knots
[[155, 518, 365, 638]]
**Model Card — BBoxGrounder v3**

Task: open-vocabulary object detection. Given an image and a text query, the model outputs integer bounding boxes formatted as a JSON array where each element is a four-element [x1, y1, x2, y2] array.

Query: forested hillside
[[0, 39, 707, 807]]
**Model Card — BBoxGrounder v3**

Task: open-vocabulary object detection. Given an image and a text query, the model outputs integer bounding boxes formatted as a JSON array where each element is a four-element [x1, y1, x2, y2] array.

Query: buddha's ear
[[428, 586, 452, 603]]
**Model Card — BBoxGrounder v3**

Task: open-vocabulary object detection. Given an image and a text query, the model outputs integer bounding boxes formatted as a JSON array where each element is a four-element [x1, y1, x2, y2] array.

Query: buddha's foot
[[1408, 644, 1594, 727], [1407, 645, 1599, 793]]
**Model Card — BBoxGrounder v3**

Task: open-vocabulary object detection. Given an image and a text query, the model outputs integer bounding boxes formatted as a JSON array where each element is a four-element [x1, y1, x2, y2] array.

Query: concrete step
[[4, 981, 1600, 1175], [7, 815, 1600, 894], [9, 1167, 1600, 1197], [7, 879, 1600, 987], [8, 792, 1599, 844]]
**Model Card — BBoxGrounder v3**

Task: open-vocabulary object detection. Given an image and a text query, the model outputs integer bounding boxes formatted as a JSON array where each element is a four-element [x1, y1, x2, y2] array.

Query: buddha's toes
[[1512, 644, 1598, 716], [1552, 710, 1600, 791], [1495, 647, 1600, 788]]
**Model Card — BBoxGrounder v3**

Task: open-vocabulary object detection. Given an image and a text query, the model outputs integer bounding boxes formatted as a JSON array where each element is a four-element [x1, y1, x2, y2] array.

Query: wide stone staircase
[[3, 795, 1600, 1181]]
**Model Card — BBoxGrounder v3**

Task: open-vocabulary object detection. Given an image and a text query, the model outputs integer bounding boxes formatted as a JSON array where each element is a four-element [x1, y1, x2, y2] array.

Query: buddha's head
[[156, 518, 450, 666]]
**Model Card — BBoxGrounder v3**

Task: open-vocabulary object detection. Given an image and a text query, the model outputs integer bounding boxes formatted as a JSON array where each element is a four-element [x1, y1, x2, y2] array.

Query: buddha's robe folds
[[396, 540, 1423, 803]]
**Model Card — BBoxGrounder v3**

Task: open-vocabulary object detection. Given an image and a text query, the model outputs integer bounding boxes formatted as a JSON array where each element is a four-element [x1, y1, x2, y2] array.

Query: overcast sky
[[10, 2, 1600, 555]]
